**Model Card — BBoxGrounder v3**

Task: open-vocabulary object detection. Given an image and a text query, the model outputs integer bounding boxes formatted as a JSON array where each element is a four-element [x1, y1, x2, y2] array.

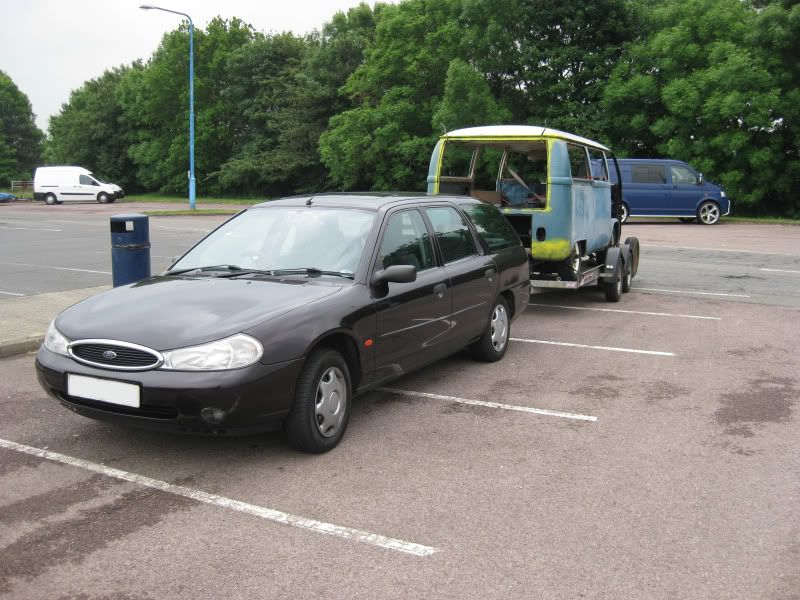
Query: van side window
[[631, 165, 667, 184], [587, 149, 608, 181], [670, 165, 698, 185], [500, 142, 547, 208], [566, 144, 591, 180], [79, 175, 98, 186]]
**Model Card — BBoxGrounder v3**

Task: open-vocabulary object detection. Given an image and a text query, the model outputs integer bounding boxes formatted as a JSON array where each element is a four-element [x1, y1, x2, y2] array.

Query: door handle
[[433, 283, 446, 298]]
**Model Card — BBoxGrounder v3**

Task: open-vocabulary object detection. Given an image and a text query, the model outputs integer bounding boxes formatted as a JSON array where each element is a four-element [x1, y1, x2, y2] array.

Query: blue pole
[[139, 5, 196, 210], [188, 16, 195, 210]]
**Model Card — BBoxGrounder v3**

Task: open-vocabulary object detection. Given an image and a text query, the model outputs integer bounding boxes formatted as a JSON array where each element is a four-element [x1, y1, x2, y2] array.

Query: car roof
[[441, 125, 611, 152], [251, 192, 482, 211]]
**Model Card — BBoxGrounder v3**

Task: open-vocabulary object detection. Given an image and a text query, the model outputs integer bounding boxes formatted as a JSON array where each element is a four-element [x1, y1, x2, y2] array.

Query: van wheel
[[559, 243, 583, 282], [45, 193, 57, 205], [698, 200, 720, 225], [620, 203, 629, 223], [98, 192, 109, 204]]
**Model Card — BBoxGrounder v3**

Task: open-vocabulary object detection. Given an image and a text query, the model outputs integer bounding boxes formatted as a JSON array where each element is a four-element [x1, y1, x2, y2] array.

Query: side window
[[461, 203, 521, 252], [567, 144, 591, 180], [377, 210, 435, 272], [425, 206, 477, 264], [631, 164, 667, 184], [587, 148, 608, 181], [670, 165, 698, 185], [440, 142, 474, 178], [500, 142, 548, 207], [79, 175, 94, 185]]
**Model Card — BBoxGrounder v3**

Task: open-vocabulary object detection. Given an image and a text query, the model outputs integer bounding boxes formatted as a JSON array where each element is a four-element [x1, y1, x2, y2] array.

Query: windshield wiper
[[165, 264, 246, 276], [267, 267, 354, 279]]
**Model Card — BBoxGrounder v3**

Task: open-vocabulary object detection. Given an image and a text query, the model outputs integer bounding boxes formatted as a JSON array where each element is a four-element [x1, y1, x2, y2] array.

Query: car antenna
[[306, 196, 313, 206]]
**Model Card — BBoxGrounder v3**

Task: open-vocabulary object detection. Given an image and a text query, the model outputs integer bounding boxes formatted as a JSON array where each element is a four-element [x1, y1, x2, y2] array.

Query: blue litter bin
[[110, 214, 151, 287]]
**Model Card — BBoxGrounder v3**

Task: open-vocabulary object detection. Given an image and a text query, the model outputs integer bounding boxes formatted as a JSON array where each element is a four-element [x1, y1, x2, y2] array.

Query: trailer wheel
[[623, 237, 640, 278], [621, 258, 632, 293], [604, 257, 623, 302]]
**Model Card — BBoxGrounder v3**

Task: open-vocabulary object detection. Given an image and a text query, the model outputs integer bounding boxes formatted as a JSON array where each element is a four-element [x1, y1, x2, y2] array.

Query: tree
[[431, 59, 511, 132], [603, 0, 784, 211], [0, 70, 44, 186], [47, 66, 139, 190]]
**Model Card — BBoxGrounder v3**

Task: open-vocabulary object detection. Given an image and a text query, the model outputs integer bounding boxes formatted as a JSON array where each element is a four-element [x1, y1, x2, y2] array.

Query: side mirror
[[697, 173, 704, 185], [372, 264, 417, 285]]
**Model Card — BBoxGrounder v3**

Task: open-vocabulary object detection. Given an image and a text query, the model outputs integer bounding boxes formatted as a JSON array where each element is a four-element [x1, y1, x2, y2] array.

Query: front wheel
[[471, 296, 510, 362], [697, 200, 720, 225], [98, 192, 109, 204], [285, 348, 351, 453]]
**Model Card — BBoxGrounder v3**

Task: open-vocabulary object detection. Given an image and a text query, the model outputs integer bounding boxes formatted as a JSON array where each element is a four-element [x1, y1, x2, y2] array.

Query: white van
[[33, 166, 123, 205]]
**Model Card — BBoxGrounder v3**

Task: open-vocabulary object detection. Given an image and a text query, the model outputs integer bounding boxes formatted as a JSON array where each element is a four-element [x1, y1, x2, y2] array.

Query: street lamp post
[[139, 4, 196, 210]]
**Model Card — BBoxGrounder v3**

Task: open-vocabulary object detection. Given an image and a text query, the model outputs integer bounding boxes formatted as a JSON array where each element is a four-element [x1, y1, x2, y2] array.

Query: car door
[[668, 163, 702, 215], [371, 208, 452, 381], [424, 205, 495, 347]]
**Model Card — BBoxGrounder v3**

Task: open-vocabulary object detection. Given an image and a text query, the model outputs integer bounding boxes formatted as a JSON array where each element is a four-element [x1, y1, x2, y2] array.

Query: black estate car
[[36, 194, 530, 452]]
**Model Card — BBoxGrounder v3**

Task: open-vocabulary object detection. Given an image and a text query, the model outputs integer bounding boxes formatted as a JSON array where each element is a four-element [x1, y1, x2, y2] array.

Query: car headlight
[[720, 191, 727, 197], [44, 320, 70, 356], [161, 333, 263, 370]]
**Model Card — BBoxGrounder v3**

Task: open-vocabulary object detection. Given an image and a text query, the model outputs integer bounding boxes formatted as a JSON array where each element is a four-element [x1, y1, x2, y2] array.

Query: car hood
[[56, 275, 343, 350]]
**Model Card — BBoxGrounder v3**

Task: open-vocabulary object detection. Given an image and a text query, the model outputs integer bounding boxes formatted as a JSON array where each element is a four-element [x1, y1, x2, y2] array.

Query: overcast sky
[[1, 0, 385, 132]]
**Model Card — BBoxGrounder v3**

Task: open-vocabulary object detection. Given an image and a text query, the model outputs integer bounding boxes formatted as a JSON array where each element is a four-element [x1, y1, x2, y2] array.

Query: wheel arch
[[305, 331, 362, 391]]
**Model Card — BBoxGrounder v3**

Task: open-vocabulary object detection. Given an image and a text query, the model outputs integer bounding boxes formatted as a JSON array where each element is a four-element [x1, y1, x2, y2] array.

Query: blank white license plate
[[67, 374, 140, 408]]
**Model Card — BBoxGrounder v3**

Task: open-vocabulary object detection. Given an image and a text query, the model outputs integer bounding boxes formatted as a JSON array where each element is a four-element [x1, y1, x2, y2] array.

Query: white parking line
[[0, 438, 438, 557], [0, 226, 62, 232], [510, 337, 675, 357], [760, 268, 800, 274], [0, 261, 111, 275], [378, 388, 597, 421], [0, 290, 24, 296], [645, 244, 798, 257], [527, 302, 720, 321], [633, 287, 750, 298]]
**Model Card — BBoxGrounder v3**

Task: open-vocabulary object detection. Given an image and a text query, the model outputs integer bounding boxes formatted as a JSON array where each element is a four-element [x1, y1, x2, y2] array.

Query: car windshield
[[170, 206, 376, 276]]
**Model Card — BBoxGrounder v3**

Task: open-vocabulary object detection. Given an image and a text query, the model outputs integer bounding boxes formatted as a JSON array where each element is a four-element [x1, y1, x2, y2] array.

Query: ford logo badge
[[103, 350, 117, 360]]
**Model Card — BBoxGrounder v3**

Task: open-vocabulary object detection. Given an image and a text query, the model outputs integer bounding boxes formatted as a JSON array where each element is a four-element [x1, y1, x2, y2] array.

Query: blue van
[[604, 159, 731, 225]]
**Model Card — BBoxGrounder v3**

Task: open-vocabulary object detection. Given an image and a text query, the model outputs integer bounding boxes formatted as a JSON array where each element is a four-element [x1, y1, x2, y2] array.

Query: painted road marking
[[644, 244, 799, 257], [0, 226, 62, 232], [633, 287, 750, 298], [760, 268, 800, 275], [379, 388, 597, 422], [0, 261, 111, 275], [510, 337, 675, 357], [0, 290, 24, 296], [527, 302, 720, 321], [0, 438, 438, 557]]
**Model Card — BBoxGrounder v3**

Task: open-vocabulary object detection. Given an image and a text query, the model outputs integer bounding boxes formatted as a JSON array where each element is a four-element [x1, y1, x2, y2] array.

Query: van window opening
[[566, 144, 591, 180]]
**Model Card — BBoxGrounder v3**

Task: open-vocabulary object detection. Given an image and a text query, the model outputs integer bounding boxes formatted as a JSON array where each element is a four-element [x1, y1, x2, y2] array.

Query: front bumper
[[35, 347, 304, 435]]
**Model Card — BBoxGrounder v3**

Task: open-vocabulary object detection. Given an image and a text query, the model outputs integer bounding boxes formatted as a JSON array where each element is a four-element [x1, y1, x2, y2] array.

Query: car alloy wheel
[[698, 201, 720, 225]]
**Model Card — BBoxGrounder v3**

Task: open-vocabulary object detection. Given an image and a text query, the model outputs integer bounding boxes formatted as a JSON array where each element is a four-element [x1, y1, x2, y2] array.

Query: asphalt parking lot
[[1, 202, 798, 599]]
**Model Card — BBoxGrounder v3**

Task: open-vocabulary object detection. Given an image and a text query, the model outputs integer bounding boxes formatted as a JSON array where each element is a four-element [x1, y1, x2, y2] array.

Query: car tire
[[697, 200, 720, 225], [285, 347, 351, 453], [604, 256, 623, 302], [620, 203, 629, 223], [471, 296, 510, 362], [45, 193, 57, 205], [98, 192, 109, 204]]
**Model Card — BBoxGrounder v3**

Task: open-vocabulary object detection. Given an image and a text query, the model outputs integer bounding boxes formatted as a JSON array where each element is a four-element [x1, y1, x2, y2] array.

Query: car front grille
[[70, 341, 162, 370]]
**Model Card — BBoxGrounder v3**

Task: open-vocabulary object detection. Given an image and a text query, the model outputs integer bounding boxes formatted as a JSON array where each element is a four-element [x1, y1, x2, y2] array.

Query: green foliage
[[0, 70, 44, 185], [603, 0, 791, 213], [46, 66, 138, 190]]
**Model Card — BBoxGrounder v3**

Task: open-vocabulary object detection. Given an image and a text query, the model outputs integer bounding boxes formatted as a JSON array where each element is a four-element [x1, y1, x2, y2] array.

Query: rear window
[[461, 203, 521, 251]]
